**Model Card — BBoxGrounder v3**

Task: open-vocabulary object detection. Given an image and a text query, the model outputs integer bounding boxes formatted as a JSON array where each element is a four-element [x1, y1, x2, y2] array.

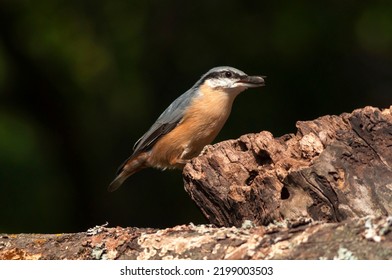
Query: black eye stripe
[[198, 69, 242, 86]]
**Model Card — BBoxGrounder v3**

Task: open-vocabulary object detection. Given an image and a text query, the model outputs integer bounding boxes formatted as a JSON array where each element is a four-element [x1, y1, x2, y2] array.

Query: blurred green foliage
[[0, 0, 391, 233]]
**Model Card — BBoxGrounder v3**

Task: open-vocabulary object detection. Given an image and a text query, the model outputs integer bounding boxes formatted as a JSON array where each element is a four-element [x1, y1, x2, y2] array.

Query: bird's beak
[[236, 75, 266, 88]]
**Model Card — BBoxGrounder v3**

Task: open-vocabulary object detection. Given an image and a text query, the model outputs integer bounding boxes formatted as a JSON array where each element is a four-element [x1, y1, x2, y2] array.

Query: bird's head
[[197, 66, 265, 96]]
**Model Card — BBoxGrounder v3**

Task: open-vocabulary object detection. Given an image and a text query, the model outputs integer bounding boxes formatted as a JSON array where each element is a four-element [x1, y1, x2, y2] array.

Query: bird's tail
[[108, 152, 148, 192]]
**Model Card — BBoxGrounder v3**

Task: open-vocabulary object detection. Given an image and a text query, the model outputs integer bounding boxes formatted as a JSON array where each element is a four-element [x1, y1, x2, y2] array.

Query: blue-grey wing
[[114, 88, 197, 176], [132, 88, 196, 154]]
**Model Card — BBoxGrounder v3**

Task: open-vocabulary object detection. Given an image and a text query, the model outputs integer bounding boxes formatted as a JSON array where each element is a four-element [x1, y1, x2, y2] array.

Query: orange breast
[[147, 85, 237, 169]]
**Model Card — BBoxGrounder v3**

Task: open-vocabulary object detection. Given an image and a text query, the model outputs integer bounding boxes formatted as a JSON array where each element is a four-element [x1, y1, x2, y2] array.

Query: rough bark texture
[[183, 106, 392, 227], [1, 106, 392, 260], [1, 216, 391, 260]]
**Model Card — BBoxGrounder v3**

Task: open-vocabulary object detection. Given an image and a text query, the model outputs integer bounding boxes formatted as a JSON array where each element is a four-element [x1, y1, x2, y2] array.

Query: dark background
[[0, 0, 391, 233]]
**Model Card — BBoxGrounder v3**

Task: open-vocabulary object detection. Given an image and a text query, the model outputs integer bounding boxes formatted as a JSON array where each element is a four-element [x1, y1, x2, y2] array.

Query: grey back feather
[[115, 88, 197, 175], [132, 87, 197, 154]]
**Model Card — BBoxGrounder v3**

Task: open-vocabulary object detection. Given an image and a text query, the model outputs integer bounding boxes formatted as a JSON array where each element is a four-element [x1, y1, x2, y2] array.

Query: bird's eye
[[224, 71, 232, 78]]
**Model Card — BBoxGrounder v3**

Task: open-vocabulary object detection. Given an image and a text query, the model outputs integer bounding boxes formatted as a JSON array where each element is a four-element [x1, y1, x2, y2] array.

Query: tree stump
[[183, 106, 392, 227]]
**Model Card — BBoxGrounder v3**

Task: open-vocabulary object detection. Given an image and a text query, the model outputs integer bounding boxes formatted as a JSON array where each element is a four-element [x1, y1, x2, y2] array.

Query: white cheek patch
[[205, 78, 234, 88]]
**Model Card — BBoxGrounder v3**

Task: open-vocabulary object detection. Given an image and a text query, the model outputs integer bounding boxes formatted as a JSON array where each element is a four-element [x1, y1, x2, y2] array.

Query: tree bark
[[183, 106, 392, 227], [1, 106, 392, 260], [1, 216, 391, 259]]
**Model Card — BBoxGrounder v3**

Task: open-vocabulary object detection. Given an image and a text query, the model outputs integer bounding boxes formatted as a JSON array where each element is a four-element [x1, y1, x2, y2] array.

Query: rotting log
[[183, 106, 392, 227], [0, 216, 391, 259]]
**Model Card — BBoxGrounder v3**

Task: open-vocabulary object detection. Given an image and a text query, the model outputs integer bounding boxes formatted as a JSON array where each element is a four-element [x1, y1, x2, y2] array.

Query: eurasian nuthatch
[[108, 66, 265, 191]]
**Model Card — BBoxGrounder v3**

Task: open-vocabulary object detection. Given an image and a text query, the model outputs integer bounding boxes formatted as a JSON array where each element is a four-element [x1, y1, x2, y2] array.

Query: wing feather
[[133, 88, 196, 154], [115, 88, 197, 176]]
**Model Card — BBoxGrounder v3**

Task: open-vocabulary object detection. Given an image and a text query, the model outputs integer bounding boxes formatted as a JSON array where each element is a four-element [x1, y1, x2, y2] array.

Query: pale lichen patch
[[299, 133, 324, 158]]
